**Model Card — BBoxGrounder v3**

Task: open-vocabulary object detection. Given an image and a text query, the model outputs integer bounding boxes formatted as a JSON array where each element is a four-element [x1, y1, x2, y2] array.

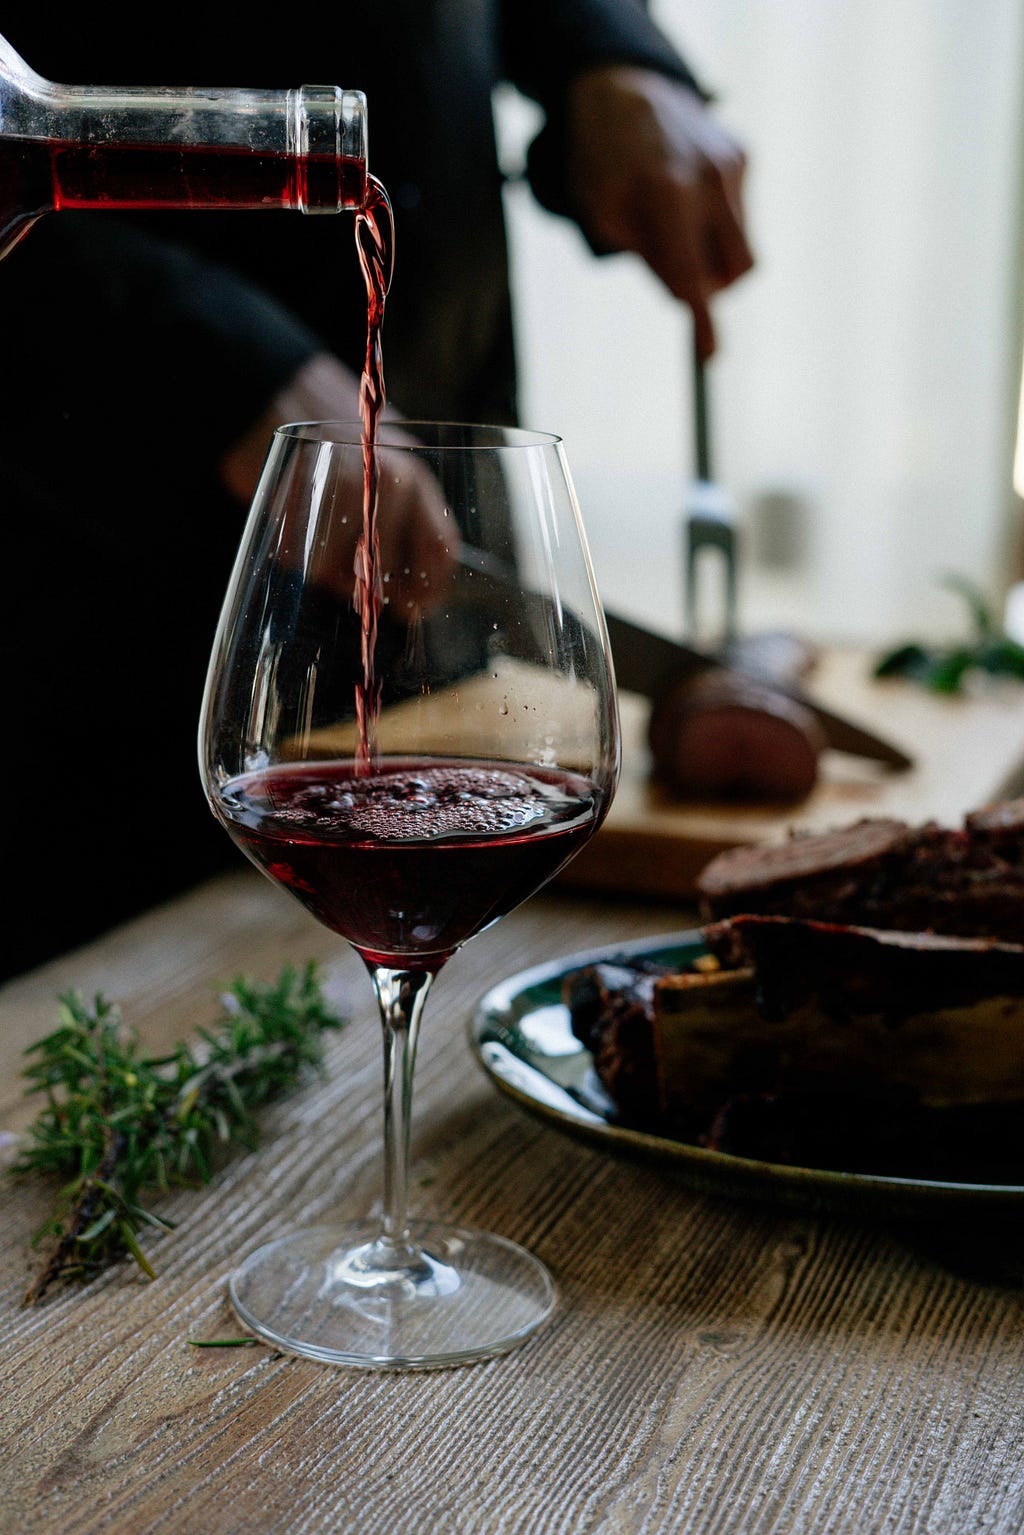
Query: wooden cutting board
[[560, 646, 1024, 901]]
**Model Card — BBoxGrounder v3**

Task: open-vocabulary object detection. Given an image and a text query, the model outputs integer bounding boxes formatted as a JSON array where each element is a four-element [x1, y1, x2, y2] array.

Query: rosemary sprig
[[11, 963, 345, 1304]]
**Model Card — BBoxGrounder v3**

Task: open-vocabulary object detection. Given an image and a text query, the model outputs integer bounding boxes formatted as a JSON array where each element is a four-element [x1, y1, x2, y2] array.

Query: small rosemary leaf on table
[[11, 962, 345, 1305], [186, 1337, 261, 1348]]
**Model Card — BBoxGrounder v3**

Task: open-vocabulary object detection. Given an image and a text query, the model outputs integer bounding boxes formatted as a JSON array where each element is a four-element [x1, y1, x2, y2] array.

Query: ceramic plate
[[469, 931, 1024, 1221]]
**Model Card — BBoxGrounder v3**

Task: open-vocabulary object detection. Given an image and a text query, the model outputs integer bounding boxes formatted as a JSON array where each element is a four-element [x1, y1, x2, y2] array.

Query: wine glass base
[[228, 1221, 556, 1369]]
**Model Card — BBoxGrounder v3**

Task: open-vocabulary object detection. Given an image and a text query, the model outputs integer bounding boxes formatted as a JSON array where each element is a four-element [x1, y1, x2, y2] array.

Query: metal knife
[[452, 545, 913, 772], [603, 609, 913, 771]]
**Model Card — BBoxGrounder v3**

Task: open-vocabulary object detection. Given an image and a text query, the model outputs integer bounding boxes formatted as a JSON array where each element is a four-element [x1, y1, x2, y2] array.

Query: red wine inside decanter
[[0, 136, 49, 255], [0, 136, 366, 257], [59, 136, 362, 208], [216, 759, 607, 968]]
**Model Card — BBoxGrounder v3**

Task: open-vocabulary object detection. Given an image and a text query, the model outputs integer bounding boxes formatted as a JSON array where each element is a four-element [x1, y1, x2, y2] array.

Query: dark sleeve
[[500, 0, 709, 223], [1, 216, 323, 471]]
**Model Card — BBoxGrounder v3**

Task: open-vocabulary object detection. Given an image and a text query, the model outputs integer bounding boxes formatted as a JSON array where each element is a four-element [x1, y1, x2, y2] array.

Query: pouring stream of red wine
[[213, 173, 611, 972], [353, 174, 395, 772]]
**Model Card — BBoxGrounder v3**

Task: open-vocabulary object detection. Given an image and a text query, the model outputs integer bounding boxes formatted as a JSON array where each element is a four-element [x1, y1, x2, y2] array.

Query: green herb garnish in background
[[11, 963, 345, 1305], [874, 573, 1024, 694]]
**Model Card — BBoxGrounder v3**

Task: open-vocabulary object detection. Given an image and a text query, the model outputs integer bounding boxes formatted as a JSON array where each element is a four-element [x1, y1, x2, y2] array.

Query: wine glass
[[199, 420, 620, 1368]]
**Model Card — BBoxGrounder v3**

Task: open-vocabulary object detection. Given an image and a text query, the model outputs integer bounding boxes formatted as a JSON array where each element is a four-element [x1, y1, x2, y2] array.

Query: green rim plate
[[469, 931, 1024, 1221]]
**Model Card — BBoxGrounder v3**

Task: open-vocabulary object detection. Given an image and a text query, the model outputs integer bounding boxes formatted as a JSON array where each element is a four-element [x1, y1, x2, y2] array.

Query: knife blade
[[451, 545, 913, 772], [603, 609, 913, 771]]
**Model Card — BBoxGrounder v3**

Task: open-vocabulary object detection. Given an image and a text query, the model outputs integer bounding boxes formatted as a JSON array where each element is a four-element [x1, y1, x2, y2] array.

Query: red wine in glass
[[200, 420, 619, 1370], [216, 757, 607, 969]]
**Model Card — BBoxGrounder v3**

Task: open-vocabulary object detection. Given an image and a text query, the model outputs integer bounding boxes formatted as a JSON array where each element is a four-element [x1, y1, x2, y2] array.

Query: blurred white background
[[495, 0, 1024, 648]]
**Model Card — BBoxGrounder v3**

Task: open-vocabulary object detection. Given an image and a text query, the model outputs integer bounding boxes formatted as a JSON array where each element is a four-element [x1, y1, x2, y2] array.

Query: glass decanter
[[0, 31, 367, 260]]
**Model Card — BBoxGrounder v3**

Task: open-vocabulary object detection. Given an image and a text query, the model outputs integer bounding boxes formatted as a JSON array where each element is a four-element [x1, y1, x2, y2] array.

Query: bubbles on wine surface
[[222, 760, 596, 845]]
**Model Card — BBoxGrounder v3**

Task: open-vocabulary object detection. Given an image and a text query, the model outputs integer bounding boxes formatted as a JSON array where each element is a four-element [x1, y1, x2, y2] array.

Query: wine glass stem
[[368, 964, 436, 1265]]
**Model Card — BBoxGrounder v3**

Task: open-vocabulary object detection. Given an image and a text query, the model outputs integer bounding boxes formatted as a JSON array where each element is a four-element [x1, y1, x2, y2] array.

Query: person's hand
[[218, 353, 459, 616], [566, 65, 754, 360]]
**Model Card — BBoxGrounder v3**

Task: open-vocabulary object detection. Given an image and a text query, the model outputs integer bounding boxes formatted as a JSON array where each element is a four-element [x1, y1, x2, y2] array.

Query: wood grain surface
[[1, 871, 1022, 1535]]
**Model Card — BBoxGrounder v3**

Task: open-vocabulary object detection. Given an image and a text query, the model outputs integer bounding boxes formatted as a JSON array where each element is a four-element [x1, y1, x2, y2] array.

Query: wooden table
[[2, 870, 1023, 1534]]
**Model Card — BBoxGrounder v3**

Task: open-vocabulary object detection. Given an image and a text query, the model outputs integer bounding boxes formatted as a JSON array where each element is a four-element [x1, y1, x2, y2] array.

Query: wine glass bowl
[[199, 421, 619, 1367]]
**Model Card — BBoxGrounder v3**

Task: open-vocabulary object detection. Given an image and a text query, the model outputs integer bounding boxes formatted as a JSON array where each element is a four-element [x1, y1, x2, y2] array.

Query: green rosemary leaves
[[12, 964, 345, 1304], [874, 574, 1024, 694]]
